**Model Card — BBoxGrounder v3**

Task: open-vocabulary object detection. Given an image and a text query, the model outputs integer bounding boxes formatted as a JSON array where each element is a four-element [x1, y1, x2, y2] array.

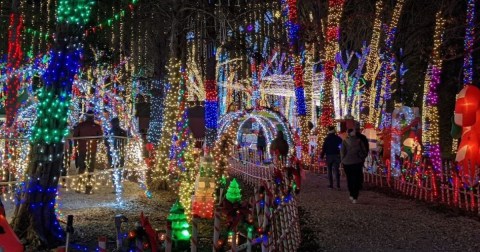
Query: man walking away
[[341, 128, 368, 204], [270, 130, 289, 164], [73, 110, 103, 194], [321, 126, 343, 190]]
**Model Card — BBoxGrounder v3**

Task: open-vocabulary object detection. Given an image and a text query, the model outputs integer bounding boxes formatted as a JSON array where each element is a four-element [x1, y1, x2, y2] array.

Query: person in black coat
[[106, 117, 127, 168], [270, 130, 289, 163], [257, 131, 267, 162], [321, 126, 343, 189]]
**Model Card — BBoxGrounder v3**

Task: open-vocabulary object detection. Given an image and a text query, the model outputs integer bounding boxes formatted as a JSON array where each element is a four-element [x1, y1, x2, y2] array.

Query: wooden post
[[213, 207, 221, 252], [166, 221, 172, 252], [247, 225, 253, 252], [231, 229, 238, 252], [191, 218, 198, 252], [477, 183, 480, 216]]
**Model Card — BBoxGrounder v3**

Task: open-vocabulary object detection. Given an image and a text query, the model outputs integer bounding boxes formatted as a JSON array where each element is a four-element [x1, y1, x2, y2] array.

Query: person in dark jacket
[[256, 131, 267, 162], [355, 123, 369, 187], [321, 126, 343, 190], [73, 110, 103, 194], [106, 117, 128, 168], [106, 117, 128, 192], [135, 95, 150, 136], [270, 130, 289, 163], [356, 123, 369, 153], [341, 128, 368, 203]]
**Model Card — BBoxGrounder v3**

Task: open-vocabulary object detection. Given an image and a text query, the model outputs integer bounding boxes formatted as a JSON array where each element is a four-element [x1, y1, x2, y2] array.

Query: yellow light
[[422, 11, 445, 159]]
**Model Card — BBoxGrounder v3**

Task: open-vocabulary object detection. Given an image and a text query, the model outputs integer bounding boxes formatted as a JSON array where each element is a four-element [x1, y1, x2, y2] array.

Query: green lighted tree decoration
[[167, 200, 191, 241], [226, 178, 242, 203]]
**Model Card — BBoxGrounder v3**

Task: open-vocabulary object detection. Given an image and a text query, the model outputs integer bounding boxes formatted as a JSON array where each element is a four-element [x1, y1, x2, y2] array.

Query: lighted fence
[[0, 136, 149, 200], [310, 156, 480, 215], [223, 155, 300, 252]]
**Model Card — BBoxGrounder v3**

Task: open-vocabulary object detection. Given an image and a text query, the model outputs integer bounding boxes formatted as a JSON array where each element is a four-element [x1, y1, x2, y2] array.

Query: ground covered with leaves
[[297, 171, 480, 251], [5, 181, 214, 251]]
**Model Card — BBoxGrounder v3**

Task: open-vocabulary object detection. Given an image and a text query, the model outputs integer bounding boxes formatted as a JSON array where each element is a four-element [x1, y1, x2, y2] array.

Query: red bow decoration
[[222, 200, 251, 230], [140, 212, 158, 252]]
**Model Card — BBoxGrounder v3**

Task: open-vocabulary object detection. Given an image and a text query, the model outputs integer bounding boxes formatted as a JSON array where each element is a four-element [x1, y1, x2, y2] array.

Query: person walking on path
[[256, 130, 267, 162], [356, 123, 369, 154], [321, 126, 343, 190], [341, 128, 368, 203], [106, 117, 128, 168], [73, 110, 103, 194], [356, 122, 369, 186], [270, 130, 289, 164]]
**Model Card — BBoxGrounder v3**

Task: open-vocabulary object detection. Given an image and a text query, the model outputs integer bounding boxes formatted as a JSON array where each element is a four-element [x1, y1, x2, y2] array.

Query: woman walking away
[[341, 128, 368, 203]]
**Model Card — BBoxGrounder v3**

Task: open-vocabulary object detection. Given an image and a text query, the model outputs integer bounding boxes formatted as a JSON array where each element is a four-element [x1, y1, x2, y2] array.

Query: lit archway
[[217, 107, 294, 158]]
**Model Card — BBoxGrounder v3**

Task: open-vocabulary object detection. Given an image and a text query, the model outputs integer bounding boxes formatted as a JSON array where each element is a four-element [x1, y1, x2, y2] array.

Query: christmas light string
[[368, 0, 405, 126], [6, 10, 24, 129], [422, 12, 445, 174], [283, 0, 309, 158], [319, 0, 345, 145], [463, 0, 475, 87]]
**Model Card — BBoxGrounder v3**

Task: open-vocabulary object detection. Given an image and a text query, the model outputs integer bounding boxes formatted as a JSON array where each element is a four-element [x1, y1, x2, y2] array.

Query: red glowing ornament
[[454, 85, 480, 184], [454, 85, 480, 127]]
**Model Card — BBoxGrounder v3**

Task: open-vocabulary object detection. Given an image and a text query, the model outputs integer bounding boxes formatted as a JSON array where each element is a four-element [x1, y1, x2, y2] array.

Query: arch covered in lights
[[217, 107, 294, 158]]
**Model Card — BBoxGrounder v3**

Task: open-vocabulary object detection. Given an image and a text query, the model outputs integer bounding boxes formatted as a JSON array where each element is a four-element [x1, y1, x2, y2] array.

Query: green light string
[[30, 88, 71, 144], [24, 0, 137, 42], [56, 0, 95, 25]]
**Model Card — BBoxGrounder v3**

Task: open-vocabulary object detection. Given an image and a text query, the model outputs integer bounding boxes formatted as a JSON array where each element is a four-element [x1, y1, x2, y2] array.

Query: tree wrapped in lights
[[175, 86, 197, 220], [154, 59, 182, 189], [368, 0, 405, 125], [318, 0, 345, 145], [204, 2, 218, 148], [213, 120, 238, 182], [364, 0, 384, 83], [167, 200, 191, 241], [463, 0, 475, 87], [364, 0, 384, 123], [147, 80, 165, 146], [5, 0, 23, 129], [12, 0, 94, 247], [422, 12, 445, 173], [283, 0, 309, 157]]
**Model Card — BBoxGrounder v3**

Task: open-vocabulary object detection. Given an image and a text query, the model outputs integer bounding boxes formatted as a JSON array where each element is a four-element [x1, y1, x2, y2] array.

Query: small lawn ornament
[[192, 175, 216, 219]]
